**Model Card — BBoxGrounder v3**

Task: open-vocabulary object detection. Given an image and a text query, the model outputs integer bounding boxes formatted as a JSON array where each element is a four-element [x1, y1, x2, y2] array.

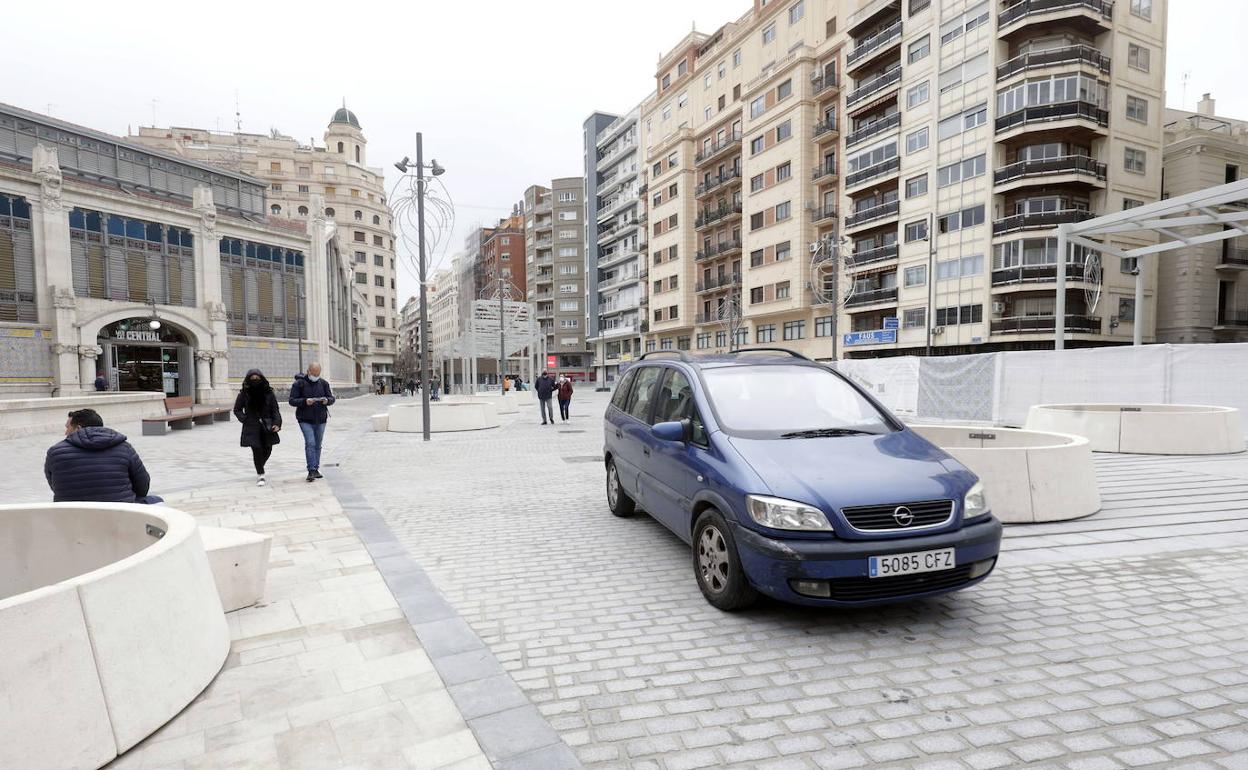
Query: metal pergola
[[1055, 178, 1248, 349]]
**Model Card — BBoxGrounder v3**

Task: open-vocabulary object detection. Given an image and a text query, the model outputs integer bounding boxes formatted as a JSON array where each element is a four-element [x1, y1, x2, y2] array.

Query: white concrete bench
[[198, 526, 272, 612], [370, 413, 389, 432]]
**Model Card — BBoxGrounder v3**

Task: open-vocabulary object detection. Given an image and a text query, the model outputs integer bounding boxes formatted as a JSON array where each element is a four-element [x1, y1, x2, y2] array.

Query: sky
[[2, 0, 1244, 303]]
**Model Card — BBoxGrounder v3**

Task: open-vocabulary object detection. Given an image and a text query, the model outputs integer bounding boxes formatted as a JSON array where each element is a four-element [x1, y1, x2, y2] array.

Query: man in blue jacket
[[45, 408, 161, 504], [289, 362, 336, 482]]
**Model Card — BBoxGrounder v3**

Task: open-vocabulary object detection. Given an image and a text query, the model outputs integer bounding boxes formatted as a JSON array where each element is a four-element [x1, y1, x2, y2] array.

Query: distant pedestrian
[[233, 369, 282, 487], [503, 375, 512, 393], [45, 408, 162, 504], [93, 372, 108, 392], [557, 375, 574, 422], [431, 375, 441, 401], [535, 370, 556, 425], [289, 362, 336, 483], [407, 379, 417, 397]]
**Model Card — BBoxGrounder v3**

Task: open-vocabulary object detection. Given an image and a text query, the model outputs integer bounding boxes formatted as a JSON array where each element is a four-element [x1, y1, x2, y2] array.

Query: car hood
[[727, 429, 975, 513]]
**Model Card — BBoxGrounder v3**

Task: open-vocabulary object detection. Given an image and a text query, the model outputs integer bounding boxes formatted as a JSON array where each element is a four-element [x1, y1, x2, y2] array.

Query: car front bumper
[[731, 517, 1003, 607]]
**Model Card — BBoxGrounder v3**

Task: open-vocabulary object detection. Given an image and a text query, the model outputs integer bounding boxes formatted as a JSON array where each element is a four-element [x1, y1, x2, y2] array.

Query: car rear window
[[702, 364, 893, 436]]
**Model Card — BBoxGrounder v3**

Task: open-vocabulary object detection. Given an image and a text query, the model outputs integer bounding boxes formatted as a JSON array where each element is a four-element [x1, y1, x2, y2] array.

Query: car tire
[[692, 508, 758, 611], [606, 458, 636, 517]]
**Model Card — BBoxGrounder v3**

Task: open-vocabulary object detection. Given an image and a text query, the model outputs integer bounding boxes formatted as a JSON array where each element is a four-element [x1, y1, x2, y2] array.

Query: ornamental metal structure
[[1055, 178, 1248, 349]]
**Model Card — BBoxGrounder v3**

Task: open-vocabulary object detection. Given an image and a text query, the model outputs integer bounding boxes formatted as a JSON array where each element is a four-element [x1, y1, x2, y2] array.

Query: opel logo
[[893, 506, 915, 527]]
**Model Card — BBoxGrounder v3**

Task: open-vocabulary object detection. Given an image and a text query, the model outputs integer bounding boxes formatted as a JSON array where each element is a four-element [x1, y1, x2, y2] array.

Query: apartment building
[[481, 215, 526, 302], [132, 107, 401, 383], [524, 178, 590, 378], [638, 0, 1166, 360], [585, 107, 647, 385], [1158, 94, 1248, 343]]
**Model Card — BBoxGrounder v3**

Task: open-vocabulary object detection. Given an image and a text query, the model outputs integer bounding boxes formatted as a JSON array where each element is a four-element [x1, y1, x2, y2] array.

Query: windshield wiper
[[780, 428, 879, 439]]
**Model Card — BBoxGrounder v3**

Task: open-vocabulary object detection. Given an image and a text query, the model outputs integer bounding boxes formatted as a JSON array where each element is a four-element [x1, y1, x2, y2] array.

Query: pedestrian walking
[[93, 372, 108, 391], [535, 370, 556, 425], [503, 375, 512, 393], [45, 408, 162, 504], [407, 379, 417, 397], [289, 362, 336, 483], [557, 375, 574, 422], [233, 369, 282, 487]]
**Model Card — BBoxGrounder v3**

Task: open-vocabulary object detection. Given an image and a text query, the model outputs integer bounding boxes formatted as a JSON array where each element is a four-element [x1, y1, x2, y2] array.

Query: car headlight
[[963, 481, 990, 521], [745, 495, 832, 531]]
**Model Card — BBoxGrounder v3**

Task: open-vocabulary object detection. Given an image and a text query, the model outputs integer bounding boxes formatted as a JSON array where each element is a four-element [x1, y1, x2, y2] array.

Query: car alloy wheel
[[606, 458, 635, 517], [697, 524, 730, 594], [607, 464, 620, 508]]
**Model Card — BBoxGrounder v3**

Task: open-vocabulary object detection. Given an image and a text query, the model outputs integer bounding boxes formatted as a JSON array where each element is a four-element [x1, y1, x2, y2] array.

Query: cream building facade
[[524, 178, 590, 378]]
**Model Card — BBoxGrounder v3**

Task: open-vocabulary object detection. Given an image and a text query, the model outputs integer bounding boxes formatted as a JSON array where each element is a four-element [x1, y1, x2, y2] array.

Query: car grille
[[828, 564, 976, 602], [839, 499, 953, 531]]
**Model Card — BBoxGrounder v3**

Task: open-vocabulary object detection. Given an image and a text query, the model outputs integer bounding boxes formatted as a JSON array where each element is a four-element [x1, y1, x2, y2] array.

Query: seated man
[[45, 408, 162, 504]]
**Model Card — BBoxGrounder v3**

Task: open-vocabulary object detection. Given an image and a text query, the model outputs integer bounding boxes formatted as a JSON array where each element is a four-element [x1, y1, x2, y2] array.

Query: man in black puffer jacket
[[45, 409, 161, 504]]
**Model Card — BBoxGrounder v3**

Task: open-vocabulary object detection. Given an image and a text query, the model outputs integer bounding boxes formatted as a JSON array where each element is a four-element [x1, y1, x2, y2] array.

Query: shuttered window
[[69, 207, 195, 307], [0, 194, 37, 322], [218, 236, 306, 339]]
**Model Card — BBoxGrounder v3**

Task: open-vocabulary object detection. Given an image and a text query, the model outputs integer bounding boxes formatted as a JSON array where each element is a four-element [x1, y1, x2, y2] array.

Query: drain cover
[[564, 455, 603, 464], [559, 430, 587, 434]]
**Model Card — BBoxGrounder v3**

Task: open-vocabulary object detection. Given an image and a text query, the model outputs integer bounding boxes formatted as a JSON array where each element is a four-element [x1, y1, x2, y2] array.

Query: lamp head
[[394, 156, 411, 173], [431, 160, 445, 176], [148, 318, 161, 330]]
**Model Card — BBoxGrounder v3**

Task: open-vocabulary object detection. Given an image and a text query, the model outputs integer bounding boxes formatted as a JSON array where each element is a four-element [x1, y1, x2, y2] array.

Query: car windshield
[[702, 364, 894, 436]]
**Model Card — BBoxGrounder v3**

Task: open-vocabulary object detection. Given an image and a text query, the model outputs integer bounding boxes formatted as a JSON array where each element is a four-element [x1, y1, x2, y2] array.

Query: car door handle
[[643, 447, 651, 457], [615, 429, 623, 439]]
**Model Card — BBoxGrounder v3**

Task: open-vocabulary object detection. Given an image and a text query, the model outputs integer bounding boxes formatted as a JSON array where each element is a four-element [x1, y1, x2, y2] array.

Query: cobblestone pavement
[[338, 391, 1248, 770]]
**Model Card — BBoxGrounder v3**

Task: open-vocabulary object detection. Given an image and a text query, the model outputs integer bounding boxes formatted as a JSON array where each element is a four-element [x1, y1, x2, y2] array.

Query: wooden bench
[[191, 402, 233, 425], [142, 396, 196, 435]]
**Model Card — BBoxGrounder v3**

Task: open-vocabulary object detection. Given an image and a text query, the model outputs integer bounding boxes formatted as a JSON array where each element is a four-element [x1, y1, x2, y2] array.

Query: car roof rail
[[723, 347, 811, 361], [636, 351, 693, 362]]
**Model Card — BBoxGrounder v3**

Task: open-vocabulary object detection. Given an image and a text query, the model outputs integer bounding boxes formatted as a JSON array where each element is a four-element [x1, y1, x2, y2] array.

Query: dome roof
[[330, 107, 360, 129]]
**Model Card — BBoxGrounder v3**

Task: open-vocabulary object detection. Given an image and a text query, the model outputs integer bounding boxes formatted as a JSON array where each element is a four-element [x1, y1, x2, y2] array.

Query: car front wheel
[[606, 458, 636, 517], [693, 508, 757, 611]]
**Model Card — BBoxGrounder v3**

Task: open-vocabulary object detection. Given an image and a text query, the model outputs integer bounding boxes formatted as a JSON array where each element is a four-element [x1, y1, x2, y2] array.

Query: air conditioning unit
[[991, 301, 1005, 314], [809, 242, 822, 253], [810, 71, 822, 82], [932, 326, 945, 336]]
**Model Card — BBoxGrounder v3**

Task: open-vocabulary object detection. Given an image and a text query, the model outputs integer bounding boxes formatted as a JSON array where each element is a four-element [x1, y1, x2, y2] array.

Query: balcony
[[845, 112, 902, 148], [847, 67, 902, 108], [696, 169, 742, 197], [844, 287, 898, 308], [598, 271, 641, 291], [992, 209, 1096, 236], [535, 238, 553, 248], [995, 100, 1109, 135], [994, 155, 1107, 188], [998, 0, 1114, 35], [813, 205, 838, 224], [991, 263, 1088, 286], [695, 203, 743, 229], [991, 315, 1101, 334], [812, 118, 839, 144], [596, 139, 637, 171], [694, 311, 734, 325], [1216, 249, 1248, 269], [696, 129, 743, 164], [844, 200, 900, 229], [696, 237, 744, 261], [845, 156, 901, 189], [812, 72, 839, 96], [850, 243, 899, 268], [847, 20, 903, 72], [1215, 311, 1248, 328], [997, 44, 1110, 81], [696, 273, 741, 293], [811, 161, 838, 183], [597, 246, 639, 268], [597, 219, 640, 241]]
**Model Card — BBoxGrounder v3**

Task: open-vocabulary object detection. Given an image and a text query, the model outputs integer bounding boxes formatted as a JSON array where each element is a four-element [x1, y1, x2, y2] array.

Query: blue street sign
[[883, 316, 899, 330], [842, 329, 897, 347]]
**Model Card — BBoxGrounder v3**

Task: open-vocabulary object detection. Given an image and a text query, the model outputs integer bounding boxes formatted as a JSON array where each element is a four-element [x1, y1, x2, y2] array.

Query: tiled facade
[[525, 178, 590, 378]]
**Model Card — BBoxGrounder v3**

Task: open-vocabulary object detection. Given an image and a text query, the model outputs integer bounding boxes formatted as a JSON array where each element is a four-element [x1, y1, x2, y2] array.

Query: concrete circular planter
[[388, 401, 500, 432], [0, 503, 229, 769], [444, 393, 520, 415], [1025, 404, 1244, 455], [910, 425, 1102, 524]]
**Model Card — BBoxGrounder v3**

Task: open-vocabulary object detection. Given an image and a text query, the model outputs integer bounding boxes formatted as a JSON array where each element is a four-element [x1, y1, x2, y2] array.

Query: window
[[776, 281, 791, 299], [937, 205, 985, 234], [354, 251, 366, 263], [559, 300, 580, 312], [662, 103, 672, 120], [559, 211, 578, 221], [1128, 43, 1151, 72], [1126, 95, 1148, 123], [1130, 0, 1152, 19], [756, 324, 776, 343], [271, 183, 283, 192], [677, 91, 688, 109], [678, 59, 688, 77], [560, 283, 578, 294], [354, 231, 366, 242], [354, 210, 363, 220], [718, 62, 726, 79], [667, 152, 679, 169], [697, 333, 711, 349], [904, 219, 929, 242], [669, 245, 678, 260], [751, 212, 765, 230], [904, 265, 927, 287], [906, 127, 929, 153], [905, 174, 928, 198], [848, 141, 898, 174], [750, 96, 766, 119], [653, 162, 663, 177], [373, 235, 383, 246], [996, 73, 1108, 116], [733, 50, 742, 67], [908, 36, 930, 64], [374, 254, 384, 266], [375, 296, 385, 307], [776, 120, 792, 141], [269, 161, 281, 172], [355, 272, 367, 284], [936, 254, 984, 280], [751, 174, 765, 192], [939, 2, 989, 45], [910, 0, 931, 14], [751, 249, 764, 267], [906, 81, 930, 109], [751, 136, 766, 154], [938, 53, 989, 93], [751, 286, 765, 303], [776, 161, 791, 181], [668, 275, 679, 290], [937, 154, 987, 187], [1124, 147, 1147, 174], [297, 206, 308, 215], [677, 336, 691, 351], [374, 275, 384, 287], [937, 103, 988, 140], [775, 241, 791, 262], [775, 201, 791, 221], [762, 23, 776, 44], [783, 320, 805, 340], [815, 316, 833, 337], [624, 367, 662, 421], [788, 0, 804, 24], [373, 215, 381, 225], [778, 80, 793, 100], [1123, 198, 1144, 210], [668, 305, 679, 320], [704, 73, 712, 89], [903, 307, 927, 329], [662, 74, 671, 91], [270, 204, 281, 215], [934, 304, 983, 326]]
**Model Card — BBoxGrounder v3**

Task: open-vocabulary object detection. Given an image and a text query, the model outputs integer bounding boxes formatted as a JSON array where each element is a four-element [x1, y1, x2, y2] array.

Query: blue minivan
[[603, 349, 1001, 611]]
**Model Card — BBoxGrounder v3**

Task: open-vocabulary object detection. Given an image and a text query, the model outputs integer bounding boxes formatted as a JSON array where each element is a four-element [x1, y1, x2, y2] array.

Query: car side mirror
[[680, 417, 694, 443], [651, 421, 686, 443]]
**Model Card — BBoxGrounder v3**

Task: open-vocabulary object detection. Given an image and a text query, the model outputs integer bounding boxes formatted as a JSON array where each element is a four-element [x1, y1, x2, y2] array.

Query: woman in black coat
[[233, 368, 282, 486]]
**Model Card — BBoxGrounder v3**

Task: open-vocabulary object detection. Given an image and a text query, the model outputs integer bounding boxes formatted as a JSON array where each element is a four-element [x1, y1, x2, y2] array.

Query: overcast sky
[[3, 0, 1243, 302]]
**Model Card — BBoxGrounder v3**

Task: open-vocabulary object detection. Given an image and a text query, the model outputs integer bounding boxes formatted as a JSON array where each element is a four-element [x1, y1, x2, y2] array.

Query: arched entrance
[[97, 318, 194, 397]]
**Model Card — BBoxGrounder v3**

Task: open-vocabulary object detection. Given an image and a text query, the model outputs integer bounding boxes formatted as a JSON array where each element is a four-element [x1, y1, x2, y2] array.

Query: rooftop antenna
[[1181, 71, 1191, 109], [234, 91, 242, 132], [45, 103, 54, 116]]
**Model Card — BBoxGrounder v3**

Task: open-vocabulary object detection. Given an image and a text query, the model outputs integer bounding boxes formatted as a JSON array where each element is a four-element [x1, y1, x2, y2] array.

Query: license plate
[[869, 548, 956, 578]]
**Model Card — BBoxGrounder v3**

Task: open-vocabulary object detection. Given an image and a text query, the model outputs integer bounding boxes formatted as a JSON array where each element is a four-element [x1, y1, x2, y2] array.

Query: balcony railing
[[598, 271, 641, 291], [845, 156, 901, 189], [696, 169, 742, 196], [991, 263, 1088, 286], [845, 200, 900, 229], [850, 243, 899, 267], [535, 238, 553, 248], [992, 209, 1096, 236], [997, 44, 1110, 80], [848, 20, 903, 68], [845, 112, 902, 148], [1217, 249, 1248, 268], [696, 273, 741, 293], [695, 203, 743, 228], [696, 129, 744, 163], [813, 117, 839, 140], [1216, 311, 1248, 327], [812, 161, 839, 182], [694, 311, 737, 324], [847, 66, 902, 107], [812, 72, 839, 96], [813, 205, 838, 223], [991, 315, 1101, 334], [994, 155, 1108, 186], [844, 286, 899, 307], [999, 0, 1114, 30], [996, 100, 1110, 133], [696, 237, 744, 261]]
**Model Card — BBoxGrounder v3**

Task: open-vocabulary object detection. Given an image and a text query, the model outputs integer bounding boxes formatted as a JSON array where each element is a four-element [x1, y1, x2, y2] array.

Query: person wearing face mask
[[234, 369, 282, 487], [289, 362, 336, 482]]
